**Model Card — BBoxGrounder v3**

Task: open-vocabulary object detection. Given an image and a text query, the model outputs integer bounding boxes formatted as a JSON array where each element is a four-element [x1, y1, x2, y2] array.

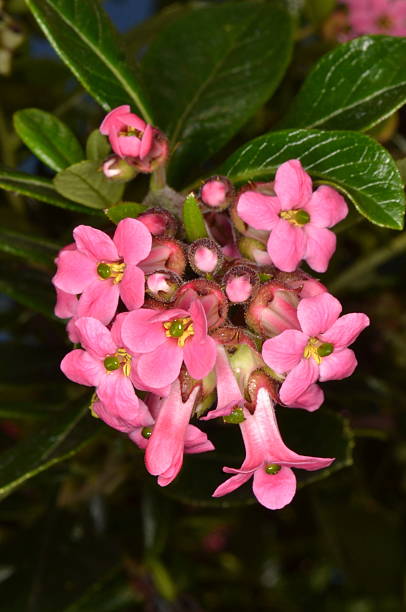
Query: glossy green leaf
[[105, 201, 147, 224], [0, 227, 59, 267], [0, 166, 103, 215], [220, 129, 405, 229], [13, 108, 84, 172], [142, 1, 293, 186], [26, 0, 153, 120], [279, 36, 406, 131], [0, 396, 100, 500], [182, 193, 208, 242], [166, 409, 353, 507], [86, 129, 111, 162], [54, 160, 124, 209]]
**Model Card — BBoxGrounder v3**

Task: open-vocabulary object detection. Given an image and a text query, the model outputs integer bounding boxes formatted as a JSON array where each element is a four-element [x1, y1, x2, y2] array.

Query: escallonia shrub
[[53, 106, 370, 511]]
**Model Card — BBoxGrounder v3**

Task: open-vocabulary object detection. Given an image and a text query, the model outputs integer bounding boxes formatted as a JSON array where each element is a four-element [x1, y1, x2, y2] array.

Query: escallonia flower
[[236, 159, 348, 273], [61, 316, 153, 428], [121, 299, 217, 388], [53, 218, 152, 325], [212, 388, 334, 510], [262, 292, 369, 406]]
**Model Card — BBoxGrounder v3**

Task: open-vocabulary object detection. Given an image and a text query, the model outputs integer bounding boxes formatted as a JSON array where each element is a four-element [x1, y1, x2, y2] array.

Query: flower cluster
[[54, 106, 369, 510], [326, 0, 406, 41]]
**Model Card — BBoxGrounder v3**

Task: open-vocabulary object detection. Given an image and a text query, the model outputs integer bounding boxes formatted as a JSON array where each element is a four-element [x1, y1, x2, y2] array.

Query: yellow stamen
[[163, 317, 195, 347], [116, 348, 132, 377], [97, 260, 126, 284], [303, 337, 323, 365], [118, 126, 142, 138]]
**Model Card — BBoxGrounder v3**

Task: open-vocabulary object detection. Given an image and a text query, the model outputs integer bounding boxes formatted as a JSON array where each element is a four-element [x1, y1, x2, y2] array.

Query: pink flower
[[237, 160, 348, 273], [53, 218, 152, 325], [61, 316, 152, 428], [137, 380, 214, 486], [54, 288, 79, 343], [262, 293, 369, 405], [212, 388, 334, 509], [341, 0, 406, 38], [121, 299, 217, 388], [100, 105, 154, 160]]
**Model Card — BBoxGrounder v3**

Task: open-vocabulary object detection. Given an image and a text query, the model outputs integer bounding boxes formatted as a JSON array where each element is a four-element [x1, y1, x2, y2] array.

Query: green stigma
[[97, 262, 111, 279], [223, 407, 245, 424], [317, 342, 334, 357], [294, 209, 310, 225], [265, 463, 281, 475], [104, 355, 120, 371], [169, 319, 185, 338], [141, 426, 153, 439]]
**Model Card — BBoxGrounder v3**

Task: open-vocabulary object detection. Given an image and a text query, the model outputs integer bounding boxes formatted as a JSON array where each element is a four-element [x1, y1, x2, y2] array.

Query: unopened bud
[[135, 131, 169, 173], [246, 281, 300, 337], [101, 155, 137, 182], [210, 326, 257, 350], [140, 237, 186, 276], [199, 176, 234, 210], [237, 236, 271, 265], [274, 269, 327, 298], [175, 279, 228, 329], [228, 344, 265, 398], [246, 369, 279, 406], [178, 364, 216, 417], [146, 269, 181, 303], [138, 207, 177, 237], [188, 238, 223, 276], [223, 265, 259, 303]]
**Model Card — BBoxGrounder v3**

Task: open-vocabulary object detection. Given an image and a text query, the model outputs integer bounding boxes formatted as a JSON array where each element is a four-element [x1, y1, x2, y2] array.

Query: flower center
[[265, 463, 281, 475], [103, 348, 132, 376], [376, 14, 392, 30], [280, 209, 310, 226], [163, 317, 195, 347], [118, 125, 143, 138], [303, 337, 334, 364], [97, 261, 126, 284]]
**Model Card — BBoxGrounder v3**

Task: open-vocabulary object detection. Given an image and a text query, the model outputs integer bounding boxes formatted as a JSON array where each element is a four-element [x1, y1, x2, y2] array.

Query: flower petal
[[60, 349, 104, 386], [320, 313, 370, 349], [97, 374, 149, 426], [304, 185, 348, 228], [236, 191, 280, 230], [74, 317, 116, 358], [297, 293, 342, 336], [252, 465, 296, 509], [319, 348, 357, 381], [274, 159, 313, 210], [279, 358, 319, 405], [212, 472, 252, 498], [140, 123, 154, 159], [113, 218, 152, 264], [201, 345, 244, 420], [285, 383, 324, 412], [262, 330, 308, 374], [304, 225, 336, 273], [267, 220, 306, 272], [73, 225, 118, 261], [120, 264, 145, 310], [52, 249, 96, 294], [183, 335, 217, 380], [121, 308, 165, 353], [54, 289, 78, 319], [77, 279, 120, 325], [137, 341, 183, 387]]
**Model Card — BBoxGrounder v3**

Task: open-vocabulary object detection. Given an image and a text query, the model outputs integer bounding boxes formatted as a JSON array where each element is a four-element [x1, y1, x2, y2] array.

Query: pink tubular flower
[[121, 299, 217, 388], [213, 388, 334, 509], [100, 105, 154, 160], [341, 0, 406, 39], [262, 293, 369, 405], [140, 380, 214, 486], [53, 218, 152, 325], [237, 160, 348, 273], [61, 316, 152, 428]]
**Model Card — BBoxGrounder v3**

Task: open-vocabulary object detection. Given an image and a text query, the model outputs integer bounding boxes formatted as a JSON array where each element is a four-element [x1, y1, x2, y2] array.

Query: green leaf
[[26, 0, 153, 120], [13, 108, 84, 172], [86, 129, 111, 162], [105, 201, 147, 224], [304, 0, 336, 24], [165, 409, 353, 507], [220, 129, 405, 229], [182, 193, 208, 242], [0, 261, 56, 319], [279, 36, 406, 132], [0, 395, 100, 500], [54, 160, 124, 209], [142, 1, 293, 186], [0, 166, 103, 215], [0, 227, 59, 267]]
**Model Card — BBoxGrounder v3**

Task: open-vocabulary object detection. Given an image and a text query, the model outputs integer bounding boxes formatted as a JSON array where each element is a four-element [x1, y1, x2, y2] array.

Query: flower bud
[[245, 281, 300, 337], [146, 269, 181, 303], [134, 131, 169, 173], [210, 325, 257, 350], [175, 279, 228, 329], [101, 155, 138, 182], [246, 369, 279, 406], [178, 364, 216, 417], [137, 207, 178, 237], [227, 343, 265, 399], [140, 237, 186, 276], [223, 265, 259, 303], [274, 269, 327, 298], [199, 176, 234, 210], [188, 238, 223, 276], [237, 236, 271, 265]]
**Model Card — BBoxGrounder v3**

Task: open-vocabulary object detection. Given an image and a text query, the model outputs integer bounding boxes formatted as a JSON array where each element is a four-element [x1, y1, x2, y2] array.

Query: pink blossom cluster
[[54, 107, 369, 510], [336, 0, 406, 40]]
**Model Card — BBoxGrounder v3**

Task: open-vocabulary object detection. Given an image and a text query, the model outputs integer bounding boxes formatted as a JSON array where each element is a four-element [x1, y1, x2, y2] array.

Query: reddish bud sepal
[[175, 278, 228, 330], [199, 176, 235, 211], [138, 207, 178, 237], [246, 281, 300, 337], [188, 238, 224, 276]]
